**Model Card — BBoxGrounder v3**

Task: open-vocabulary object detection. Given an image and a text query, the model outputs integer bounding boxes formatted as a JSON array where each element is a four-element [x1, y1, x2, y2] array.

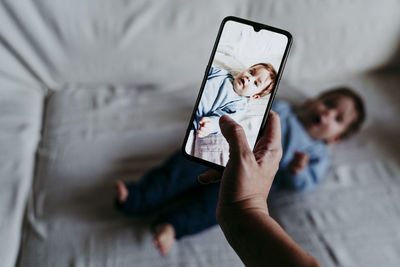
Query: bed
[[1, 1, 399, 266]]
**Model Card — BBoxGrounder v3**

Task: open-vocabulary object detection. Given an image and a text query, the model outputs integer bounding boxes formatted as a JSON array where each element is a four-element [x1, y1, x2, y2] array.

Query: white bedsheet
[[0, 1, 399, 267], [17, 84, 242, 267], [0, 85, 42, 267]]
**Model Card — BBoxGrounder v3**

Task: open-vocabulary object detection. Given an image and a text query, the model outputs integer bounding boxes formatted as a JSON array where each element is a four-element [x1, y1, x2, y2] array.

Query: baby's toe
[[115, 180, 128, 203]]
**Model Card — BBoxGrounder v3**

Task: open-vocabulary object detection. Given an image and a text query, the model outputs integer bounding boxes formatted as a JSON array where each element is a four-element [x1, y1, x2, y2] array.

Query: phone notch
[[253, 25, 261, 32]]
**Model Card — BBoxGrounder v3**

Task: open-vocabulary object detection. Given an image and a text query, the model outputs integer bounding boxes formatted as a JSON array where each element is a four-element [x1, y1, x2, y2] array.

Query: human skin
[[289, 151, 310, 174], [197, 117, 214, 138], [288, 93, 358, 173], [233, 64, 272, 98], [115, 181, 177, 256], [299, 94, 358, 144], [197, 65, 272, 138], [198, 113, 321, 267]]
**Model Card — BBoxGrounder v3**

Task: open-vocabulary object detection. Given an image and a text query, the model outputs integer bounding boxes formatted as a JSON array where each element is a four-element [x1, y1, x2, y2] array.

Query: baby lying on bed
[[194, 63, 276, 137], [114, 87, 365, 256]]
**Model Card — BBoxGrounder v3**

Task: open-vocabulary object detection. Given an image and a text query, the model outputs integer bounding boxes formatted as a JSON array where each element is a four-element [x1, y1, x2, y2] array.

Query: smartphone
[[182, 16, 292, 171]]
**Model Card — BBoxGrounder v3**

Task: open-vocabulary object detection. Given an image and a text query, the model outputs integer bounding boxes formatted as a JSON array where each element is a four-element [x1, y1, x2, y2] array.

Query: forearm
[[217, 207, 320, 267]]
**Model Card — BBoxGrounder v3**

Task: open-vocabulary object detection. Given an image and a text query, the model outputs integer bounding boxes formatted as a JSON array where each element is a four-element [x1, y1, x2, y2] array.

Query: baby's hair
[[319, 87, 366, 139]]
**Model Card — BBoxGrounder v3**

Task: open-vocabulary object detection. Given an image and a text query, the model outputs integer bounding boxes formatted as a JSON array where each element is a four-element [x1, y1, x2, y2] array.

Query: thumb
[[253, 111, 282, 165], [219, 116, 252, 159]]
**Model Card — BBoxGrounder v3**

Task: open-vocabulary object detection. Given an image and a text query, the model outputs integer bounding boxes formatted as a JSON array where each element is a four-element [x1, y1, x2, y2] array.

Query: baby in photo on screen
[[193, 63, 277, 137]]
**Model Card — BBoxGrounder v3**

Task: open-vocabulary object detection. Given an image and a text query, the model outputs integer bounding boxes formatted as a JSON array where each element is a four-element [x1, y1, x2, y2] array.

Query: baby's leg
[[152, 182, 220, 255], [116, 150, 209, 215]]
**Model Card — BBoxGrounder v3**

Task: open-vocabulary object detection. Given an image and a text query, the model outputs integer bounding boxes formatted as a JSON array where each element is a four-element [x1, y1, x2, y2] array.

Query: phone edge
[[181, 16, 293, 171]]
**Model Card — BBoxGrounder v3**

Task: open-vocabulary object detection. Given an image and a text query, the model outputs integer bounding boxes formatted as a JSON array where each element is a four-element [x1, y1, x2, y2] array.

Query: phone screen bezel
[[181, 16, 293, 171]]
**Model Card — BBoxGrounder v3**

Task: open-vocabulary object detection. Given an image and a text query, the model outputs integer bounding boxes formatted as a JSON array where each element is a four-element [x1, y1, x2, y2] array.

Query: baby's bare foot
[[115, 180, 128, 203], [153, 223, 176, 256]]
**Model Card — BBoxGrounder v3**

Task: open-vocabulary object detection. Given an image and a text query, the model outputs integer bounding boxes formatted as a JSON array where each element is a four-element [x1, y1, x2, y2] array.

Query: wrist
[[216, 198, 269, 227]]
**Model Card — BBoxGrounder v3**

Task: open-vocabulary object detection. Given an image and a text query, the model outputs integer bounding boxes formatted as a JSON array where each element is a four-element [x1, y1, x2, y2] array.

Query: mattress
[[0, 1, 399, 267]]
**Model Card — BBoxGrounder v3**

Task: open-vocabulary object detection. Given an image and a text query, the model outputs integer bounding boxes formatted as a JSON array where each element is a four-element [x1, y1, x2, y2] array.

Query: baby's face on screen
[[233, 65, 272, 98]]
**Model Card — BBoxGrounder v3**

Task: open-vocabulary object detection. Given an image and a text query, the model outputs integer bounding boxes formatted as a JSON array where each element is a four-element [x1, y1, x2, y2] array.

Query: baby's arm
[[289, 152, 309, 174], [197, 103, 247, 138], [278, 149, 329, 191], [197, 117, 215, 138]]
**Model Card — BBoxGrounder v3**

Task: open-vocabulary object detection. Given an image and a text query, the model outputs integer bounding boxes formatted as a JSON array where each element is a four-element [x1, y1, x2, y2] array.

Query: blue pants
[[119, 151, 220, 239]]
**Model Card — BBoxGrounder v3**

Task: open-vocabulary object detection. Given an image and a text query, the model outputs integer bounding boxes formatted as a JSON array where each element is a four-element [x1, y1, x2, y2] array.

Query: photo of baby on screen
[[185, 20, 288, 166], [193, 63, 276, 138]]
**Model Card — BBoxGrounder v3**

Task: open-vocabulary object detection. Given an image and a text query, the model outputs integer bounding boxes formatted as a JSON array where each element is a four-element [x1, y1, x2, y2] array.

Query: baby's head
[[300, 87, 366, 144], [233, 63, 277, 99]]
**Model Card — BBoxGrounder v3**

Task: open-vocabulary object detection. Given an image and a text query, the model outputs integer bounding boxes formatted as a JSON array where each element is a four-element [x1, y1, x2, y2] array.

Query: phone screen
[[182, 17, 292, 169]]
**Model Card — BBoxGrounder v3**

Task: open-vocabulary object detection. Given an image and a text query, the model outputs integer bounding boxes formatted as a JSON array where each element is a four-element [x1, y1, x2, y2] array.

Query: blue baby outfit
[[193, 66, 247, 133], [118, 100, 330, 239], [272, 100, 329, 191]]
